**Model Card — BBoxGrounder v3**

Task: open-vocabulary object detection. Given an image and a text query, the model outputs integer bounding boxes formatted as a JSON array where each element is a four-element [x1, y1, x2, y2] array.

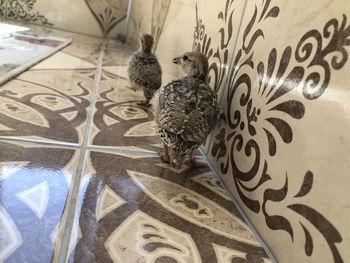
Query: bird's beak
[[172, 56, 181, 64]]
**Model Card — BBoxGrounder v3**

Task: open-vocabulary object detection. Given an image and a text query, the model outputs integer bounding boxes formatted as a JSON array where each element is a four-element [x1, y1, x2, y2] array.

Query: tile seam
[[205, 0, 249, 155], [201, 0, 277, 261], [54, 40, 106, 263], [199, 148, 277, 263]]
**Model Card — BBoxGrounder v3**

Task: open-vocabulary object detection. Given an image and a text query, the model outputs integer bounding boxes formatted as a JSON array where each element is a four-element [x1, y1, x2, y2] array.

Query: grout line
[[0, 136, 81, 148], [204, 0, 249, 156], [0, 135, 161, 156], [54, 41, 106, 263], [87, 145, 159, 156], [199, 149, 277, 263]]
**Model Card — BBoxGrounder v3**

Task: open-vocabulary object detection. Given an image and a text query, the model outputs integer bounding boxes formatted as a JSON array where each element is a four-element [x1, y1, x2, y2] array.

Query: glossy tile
[[24, 24, 104, 64], [0, 28, 71, 86], [0, 28, 102, 144], [1, 0, 128, 37], [0, 67, 95, 144], [88, 43, 163, 152], [0, 139, 79, 262], [206, 0, 350, 262], [68, 150, 270, 262]]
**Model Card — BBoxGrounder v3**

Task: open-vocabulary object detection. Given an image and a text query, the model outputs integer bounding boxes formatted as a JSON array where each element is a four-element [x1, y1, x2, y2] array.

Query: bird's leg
[[137, 89, 152, 108], [158, 144, 170, 163], [137, 100, 151, 108], [185, 151, 207, 168]]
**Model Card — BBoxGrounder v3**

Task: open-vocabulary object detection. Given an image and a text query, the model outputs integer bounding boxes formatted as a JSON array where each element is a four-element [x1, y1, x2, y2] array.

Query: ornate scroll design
[[194, 0, 349, 260], [7, 0, 53, 25]]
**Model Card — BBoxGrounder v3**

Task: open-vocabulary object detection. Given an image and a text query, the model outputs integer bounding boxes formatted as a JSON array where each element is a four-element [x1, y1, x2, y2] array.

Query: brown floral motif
[[195, 0, 349, 260], [85, 0, 127, 37], [263, 171, 343, 263], [7, 0, 53, 25], [193, 0, 235, 93], [0, 74, 90, 143]]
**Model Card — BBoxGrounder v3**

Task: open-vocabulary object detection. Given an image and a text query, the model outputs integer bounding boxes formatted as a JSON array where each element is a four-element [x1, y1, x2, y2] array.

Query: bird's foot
[[185, 158, 208, 168], [158, 149, 170, 163], [137, 100, 151, 108]]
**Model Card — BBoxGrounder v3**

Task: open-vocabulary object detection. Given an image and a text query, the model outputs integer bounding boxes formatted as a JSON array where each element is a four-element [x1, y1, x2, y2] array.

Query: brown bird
[[128, 34, 162, 107], [152, 51, 220, 169]]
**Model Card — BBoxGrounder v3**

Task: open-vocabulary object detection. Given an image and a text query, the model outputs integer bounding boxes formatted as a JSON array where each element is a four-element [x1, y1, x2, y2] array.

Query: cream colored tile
[[207, 0, 350, 262], [32, 52, 96, 70]]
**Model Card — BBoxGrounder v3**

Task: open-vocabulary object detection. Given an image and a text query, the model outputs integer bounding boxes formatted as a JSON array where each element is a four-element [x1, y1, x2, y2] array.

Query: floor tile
[[8, 22, 104, 64], [68, 150, 270, 262], [0, 140, 79, 262], [0, 68, 96, 144], [103, 40, 134, 67], [89, 44, 162, 152]]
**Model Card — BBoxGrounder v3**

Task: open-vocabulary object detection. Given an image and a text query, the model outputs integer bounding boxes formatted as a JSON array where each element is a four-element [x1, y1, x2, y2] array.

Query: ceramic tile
[[90, 71, 162, 152], [0, 139, 79, 262], [0, 20, 104, 64], [0, 66, 96, 144], [206, 0, 350, 262], [103, 40, 134, 67], [0, 29, 72, 86], [67, 150, 270, 262], [1, 0, 128, 37], [192, 0, 247, 154], [126, 0, 153, 48]]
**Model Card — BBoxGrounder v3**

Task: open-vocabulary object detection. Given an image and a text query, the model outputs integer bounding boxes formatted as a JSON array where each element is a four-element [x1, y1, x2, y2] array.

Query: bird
[[127, 34, 162, 107], [152, 51, 221, 169]]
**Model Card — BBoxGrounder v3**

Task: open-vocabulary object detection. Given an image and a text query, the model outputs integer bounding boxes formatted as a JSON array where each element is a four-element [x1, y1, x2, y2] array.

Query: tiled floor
[[0, 26, 271, 263]]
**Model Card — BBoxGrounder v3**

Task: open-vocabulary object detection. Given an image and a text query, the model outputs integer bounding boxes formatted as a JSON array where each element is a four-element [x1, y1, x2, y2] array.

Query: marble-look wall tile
[[0, 0, 128, 37], [204, 0, 350, 262], [126, 0, 153, 49]]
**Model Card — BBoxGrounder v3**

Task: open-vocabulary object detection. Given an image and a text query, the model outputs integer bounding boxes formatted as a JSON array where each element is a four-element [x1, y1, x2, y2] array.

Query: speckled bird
[[152, 51, 221, 169], [128, 34, 162, 107]]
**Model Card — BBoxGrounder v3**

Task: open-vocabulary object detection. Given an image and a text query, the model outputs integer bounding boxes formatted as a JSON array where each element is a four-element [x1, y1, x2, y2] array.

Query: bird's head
[[139, 34, 154, 53], [172, 51, 208, 81]]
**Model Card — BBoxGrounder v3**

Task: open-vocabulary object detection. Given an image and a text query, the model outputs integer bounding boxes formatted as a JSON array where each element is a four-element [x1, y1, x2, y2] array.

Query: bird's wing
[[156, 80, 218, 143], [129, 53, 162, 89]]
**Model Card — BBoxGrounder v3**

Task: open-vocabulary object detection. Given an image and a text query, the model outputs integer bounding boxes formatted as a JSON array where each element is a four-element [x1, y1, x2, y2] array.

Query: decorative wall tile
[[0, 0, 128, 37], [90, 74, 162, 152], [7, 0, 52, 25], [200, 0, 350, 262], [85, 0, 128, 37]]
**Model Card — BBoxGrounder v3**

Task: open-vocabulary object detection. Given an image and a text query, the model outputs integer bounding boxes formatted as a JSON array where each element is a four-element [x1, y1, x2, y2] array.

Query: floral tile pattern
[[68, 150, 270, 263], [0, 0, 129, 37], [0, 140, 79, 262], [0, 30, 102, 144], [193, 0, 350, 262]]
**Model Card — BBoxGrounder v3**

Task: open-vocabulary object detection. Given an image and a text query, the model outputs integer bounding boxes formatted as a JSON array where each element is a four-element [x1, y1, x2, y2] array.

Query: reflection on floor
[[0, 25, 271, 262]]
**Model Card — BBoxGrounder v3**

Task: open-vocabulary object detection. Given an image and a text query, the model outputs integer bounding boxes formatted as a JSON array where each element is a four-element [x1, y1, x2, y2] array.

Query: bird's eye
[[183, 55, 188, 61]]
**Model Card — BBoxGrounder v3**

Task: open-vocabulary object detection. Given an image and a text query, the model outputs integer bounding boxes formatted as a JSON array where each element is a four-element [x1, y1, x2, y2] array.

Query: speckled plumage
[[128, 34, 162, 107], [152, 51, 220, 168]]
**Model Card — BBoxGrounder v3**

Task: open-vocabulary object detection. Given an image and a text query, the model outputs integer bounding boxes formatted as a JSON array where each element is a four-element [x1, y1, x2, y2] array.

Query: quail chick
[[152, 51, 220, 169], [128, 34, 162, 107]]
